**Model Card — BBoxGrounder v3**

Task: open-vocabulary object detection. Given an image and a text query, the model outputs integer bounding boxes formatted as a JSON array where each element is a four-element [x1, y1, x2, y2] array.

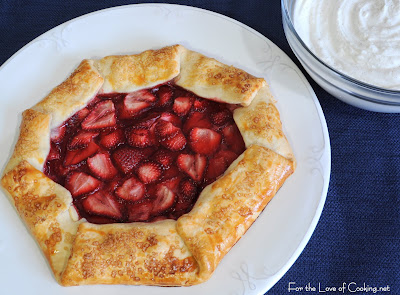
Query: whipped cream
[[294, 0, 400, 90]]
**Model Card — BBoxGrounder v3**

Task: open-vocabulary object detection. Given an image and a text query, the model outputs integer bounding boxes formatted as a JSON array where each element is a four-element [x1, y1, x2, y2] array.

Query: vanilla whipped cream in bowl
[[282, 0, 400, 112]]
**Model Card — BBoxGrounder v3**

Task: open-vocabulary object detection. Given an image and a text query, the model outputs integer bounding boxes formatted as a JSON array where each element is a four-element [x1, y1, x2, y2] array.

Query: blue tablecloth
[[1, 1, 399, 294]]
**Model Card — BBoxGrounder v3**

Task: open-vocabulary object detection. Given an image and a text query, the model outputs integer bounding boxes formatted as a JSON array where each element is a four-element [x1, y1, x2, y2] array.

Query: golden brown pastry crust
[[233, 85, 296, 166], [1, 160, 81, 281], [176, 145, 294, 279], [33, 59, 104, 128], [1, 45, 295, 286], [94, 45, 183, 93], [61, 220, 200, 286], [175, 48, 266, 106]]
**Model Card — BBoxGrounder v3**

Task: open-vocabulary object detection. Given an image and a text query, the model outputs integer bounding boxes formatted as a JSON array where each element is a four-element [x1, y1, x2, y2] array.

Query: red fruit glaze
[[43, 83, 246, 224]]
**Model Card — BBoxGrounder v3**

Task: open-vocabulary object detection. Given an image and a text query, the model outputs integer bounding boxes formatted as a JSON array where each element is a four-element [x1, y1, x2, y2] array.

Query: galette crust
[[33, 59, 104, 128], [176, 145, 294, 279], [1, 45, 295, 286], [3, 109, 51, 176], [175, 48, 266, 106], [233, 85, 296, 166], [61, 220, 200, 286], [93, 45, 183, 93], [1, 160, 81, 280]]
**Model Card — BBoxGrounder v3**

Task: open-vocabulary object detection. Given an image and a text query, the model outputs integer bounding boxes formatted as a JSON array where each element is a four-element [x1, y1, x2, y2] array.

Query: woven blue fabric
[[1, 1, 399, 294]]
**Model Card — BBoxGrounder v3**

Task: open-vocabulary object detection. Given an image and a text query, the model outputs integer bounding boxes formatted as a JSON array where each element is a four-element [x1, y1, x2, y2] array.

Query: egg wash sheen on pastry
[[294, 0, 400, 89], [1, 45, 296, 286]]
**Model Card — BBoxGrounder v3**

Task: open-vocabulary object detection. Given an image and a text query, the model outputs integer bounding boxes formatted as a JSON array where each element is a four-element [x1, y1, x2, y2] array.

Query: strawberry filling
[[44, 83, 246, 224]]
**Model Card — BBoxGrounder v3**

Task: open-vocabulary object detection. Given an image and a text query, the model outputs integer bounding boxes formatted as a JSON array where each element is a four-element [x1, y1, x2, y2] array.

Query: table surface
[[1, 1, 399, 294]]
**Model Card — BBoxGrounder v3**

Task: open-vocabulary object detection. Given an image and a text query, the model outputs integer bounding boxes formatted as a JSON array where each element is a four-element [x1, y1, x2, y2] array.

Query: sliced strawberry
[[183, 112, 212, 134], [153, 186, 175, 213], [152, 178, 180, 213], [106, 177, 123, 192], [119, 90, 156, 119], [127, 128, 155, 148], [115, 176, 146, 201], [75, 107, 90, 122], [149, 124, 159, 146], [175, 179, 197, 214], [155, 119, 187, 151], [157, 85, 174, 107], [137, 161, 162, 184], [67, 131, 99, 150], [205, 157, 228, 181], [159, 112, 181, 127], [179, 178, 197, 199], [82, 100, 116, 130], [135, 114, 160, 145], [112, 147, 146, 174], [162, 131, 187, 152], [128, 201, 153, 222], [50, 124, 66, 143], [173, 96, 192, 117], [56, 161, 76, 177], [99, 129, 125, 149], [136, 112, 161, 129], [120, 100, 150, 119], [153, 149, 175, 168], [126, 89, 157, 103], [82, 190, 122, 219], [205, 150, 239, 181], [155, 120, 180, 139], [211, 109, 231, 126], [222, 124, 246, 154], [85, 96, 102, 108], [47, 143, 61, 161], [189, 127, 222, 155], [176, 153, 207, 182], [65, 172, 101, 197], [163, 176, 181, 191], [87, 152, 118, 180], [193, 98, 210, 111], [64, 141, 99, 166]]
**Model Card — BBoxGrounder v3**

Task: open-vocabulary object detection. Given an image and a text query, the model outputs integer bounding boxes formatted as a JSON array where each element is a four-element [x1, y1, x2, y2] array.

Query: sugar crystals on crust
[[1, 45, 295, 286]]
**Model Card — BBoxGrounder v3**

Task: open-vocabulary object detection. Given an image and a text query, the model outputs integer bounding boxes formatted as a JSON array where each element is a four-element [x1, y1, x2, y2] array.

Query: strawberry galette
[[1, 45, 295, 286]]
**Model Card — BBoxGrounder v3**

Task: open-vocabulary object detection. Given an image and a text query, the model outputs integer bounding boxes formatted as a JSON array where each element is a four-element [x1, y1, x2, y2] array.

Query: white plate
[[0, 4, 330, 295]]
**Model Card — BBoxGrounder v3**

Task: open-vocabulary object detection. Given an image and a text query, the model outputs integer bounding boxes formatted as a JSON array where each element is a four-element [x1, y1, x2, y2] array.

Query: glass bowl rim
[[281, 0, 400, 96]]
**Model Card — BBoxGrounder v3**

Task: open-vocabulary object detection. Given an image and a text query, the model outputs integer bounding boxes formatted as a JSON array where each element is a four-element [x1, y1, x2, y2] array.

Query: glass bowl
[[281, 0, 400, 112]]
